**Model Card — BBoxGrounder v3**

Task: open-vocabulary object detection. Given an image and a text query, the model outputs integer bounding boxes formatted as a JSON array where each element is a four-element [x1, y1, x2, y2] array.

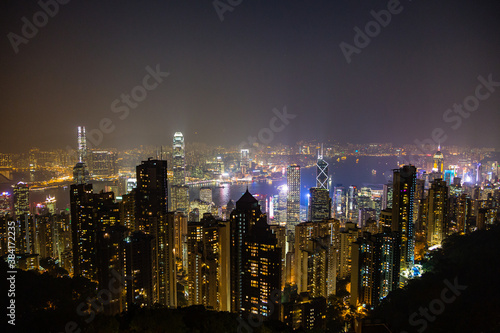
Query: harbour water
[[28, 156, 400, 211]]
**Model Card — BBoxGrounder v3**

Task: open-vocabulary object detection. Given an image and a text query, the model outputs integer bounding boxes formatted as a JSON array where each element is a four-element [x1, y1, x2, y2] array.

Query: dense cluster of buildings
[[0, 128, 499, 331]]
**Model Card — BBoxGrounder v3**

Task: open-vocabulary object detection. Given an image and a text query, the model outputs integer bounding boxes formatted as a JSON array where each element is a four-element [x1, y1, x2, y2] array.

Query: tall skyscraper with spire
[[433, 145, 444, 173], [172, 132, 185, 186], [316, 145, 329, 190], [73, 126, 89, 184], [171, 132, 189, 213], [77, 126, 87, 162]]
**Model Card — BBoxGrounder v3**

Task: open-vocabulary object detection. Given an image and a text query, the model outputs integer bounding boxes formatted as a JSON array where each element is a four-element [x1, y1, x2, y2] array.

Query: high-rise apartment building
[[392, 165, 417, 279], [241, 211, 281, 321], [426, 179, 449, 247], [135, 159, 176, 307], [229, 190, 266, 313], [187, 213, 230, 311], [295, 220, 336, 298]]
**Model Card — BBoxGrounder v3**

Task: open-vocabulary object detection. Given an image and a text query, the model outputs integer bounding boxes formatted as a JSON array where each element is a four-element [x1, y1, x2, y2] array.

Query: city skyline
[[1, 0, 500, 153], [1, 1, 500, 332]]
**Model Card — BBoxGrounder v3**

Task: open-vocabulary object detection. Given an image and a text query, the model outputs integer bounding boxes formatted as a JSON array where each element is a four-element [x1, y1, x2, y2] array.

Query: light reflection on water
[[31, 156, 399, 211]]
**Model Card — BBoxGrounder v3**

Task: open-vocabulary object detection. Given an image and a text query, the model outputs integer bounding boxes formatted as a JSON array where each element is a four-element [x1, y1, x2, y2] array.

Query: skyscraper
[[70, 183, 95, 279], [308, 187, 331, 222], [124, 231, 155, 307], [73, 162, 90, 184], [240, 149, 250, 174], [433, 146, 444, 174], [13, 182, 29, 218], [350, 230, 399, 308], [172, 132, 185, 186], [172, 132, 189, 213], [426, 178, 449, 247], [229, 190, 266, 313], [74, 126, 90, 184], [392, 165, 417, 279], [241, 209, 281, 321], [316, 145, 329, 190], [135, 158, 176, 307], [338, 222, 359, 279], [187, 213, 230, 311], [200, 187, 212, 204], [295, 220, 336, 299], [287, 165, 301, 231], [171, 185, 189, 212], [77, 125, 87, 162]]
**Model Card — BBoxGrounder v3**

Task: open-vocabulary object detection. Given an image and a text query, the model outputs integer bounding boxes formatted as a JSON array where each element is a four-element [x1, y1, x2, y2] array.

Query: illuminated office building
[[73, 126, 90, 184], [433, 146, 444, 174], [172, 133, 189, 213], [287, 165, 301, 231], [0, 191, 12, 216], [277, 185, 288, 226], [77, 126, 87, 162], [308, 187, 331, 222], [172, 132, 186, 186], [73, 161, 90, 185], [382, 183, 393, 210], [14, 182, 30, 218], [240, 149, 250, 174], [316, 146, 329, 190], [89, 150, 118, 177], [200, 187, 212, 203], [171, 185, 189, 212]]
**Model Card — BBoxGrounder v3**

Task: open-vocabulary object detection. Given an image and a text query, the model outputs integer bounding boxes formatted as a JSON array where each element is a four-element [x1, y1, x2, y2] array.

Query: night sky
[[1, 0, 500, 152]]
